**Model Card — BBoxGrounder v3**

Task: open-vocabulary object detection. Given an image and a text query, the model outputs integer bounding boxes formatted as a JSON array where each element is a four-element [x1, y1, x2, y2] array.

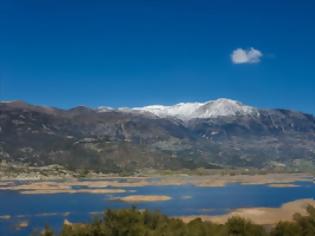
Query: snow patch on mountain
[[133, 98, 257, 120], [98, 98, 258, 120]]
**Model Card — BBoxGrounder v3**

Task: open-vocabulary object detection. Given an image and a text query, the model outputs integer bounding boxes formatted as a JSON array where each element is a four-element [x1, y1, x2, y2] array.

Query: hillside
[[0, 99, 314, 174]]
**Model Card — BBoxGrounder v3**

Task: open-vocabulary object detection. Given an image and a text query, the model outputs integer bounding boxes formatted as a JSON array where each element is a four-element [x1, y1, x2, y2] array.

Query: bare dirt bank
[[0, 173, 311, 194], [0, 181, 126, 194], [117, 195, 172, 202], [180, 198, 315, 225]]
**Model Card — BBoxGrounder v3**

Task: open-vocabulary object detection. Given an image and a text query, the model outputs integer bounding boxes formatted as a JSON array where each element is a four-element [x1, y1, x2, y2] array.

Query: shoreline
[[117, 195, 172, 202], [0, 173, 312, 194], [180, 198, 315, 225], [2, 198, 314, 227]]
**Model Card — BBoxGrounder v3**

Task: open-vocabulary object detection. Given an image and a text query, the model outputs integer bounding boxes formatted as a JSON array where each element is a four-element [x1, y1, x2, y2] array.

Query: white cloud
[[231, 47, 263, 64]]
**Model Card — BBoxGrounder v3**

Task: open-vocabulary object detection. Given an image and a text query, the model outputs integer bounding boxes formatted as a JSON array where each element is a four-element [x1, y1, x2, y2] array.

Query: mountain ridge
[[2, 98, 313, 118], [1, 99, 314, 174], [97, 98, 258, 120]]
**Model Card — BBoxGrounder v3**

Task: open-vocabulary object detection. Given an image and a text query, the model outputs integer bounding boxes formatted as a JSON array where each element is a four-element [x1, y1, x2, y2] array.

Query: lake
[[1, 180, 315, 235]]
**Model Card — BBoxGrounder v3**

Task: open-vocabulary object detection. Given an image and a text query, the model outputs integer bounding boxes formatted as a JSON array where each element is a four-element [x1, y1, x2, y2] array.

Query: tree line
[[41, 205, 315, 236]]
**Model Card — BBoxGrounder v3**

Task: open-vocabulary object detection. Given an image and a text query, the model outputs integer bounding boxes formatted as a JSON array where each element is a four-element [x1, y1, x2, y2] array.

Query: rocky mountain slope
[[0, 99, 314, 173]]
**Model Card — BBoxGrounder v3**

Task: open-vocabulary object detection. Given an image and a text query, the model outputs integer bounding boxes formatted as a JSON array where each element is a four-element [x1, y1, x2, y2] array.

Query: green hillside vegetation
[[40, 206, 315, 236]]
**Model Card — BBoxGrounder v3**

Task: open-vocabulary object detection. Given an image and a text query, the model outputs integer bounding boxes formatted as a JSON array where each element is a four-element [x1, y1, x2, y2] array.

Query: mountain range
[[1, 99, 314, 174]]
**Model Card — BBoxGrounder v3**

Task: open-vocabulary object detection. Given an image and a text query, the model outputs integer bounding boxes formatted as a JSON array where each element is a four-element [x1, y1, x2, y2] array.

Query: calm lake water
[[1, 181, 315, 235]]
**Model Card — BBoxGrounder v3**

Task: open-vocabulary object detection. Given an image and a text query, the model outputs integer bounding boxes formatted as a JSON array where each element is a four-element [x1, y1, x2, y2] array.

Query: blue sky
[[0, 0, 314, 114]]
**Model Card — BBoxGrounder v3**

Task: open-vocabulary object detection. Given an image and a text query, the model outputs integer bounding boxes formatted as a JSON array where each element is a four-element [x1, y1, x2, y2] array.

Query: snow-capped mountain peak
[[133, 98, 257, 120], [98, 98, 258, 120]]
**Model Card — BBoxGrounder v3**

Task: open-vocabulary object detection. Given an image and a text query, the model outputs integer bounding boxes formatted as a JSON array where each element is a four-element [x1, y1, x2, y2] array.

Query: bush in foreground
[[41, 206, 315, 236]]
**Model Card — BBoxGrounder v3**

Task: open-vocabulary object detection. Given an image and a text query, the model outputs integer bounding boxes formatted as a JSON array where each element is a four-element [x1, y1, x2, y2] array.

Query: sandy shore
[[267, 183, 299, 188], [0, 215, 11, 220], [0, 181, 127, 194], [180, 198, 315, 225], [118, 195, 171, 202], [20, 188, 126, 194], [16, 220, 28, 229], [0, 173, 311, 194]]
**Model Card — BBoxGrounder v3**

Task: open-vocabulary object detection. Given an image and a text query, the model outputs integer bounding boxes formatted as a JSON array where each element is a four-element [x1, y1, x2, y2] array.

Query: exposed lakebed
[[1, 174, 315, 235]]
